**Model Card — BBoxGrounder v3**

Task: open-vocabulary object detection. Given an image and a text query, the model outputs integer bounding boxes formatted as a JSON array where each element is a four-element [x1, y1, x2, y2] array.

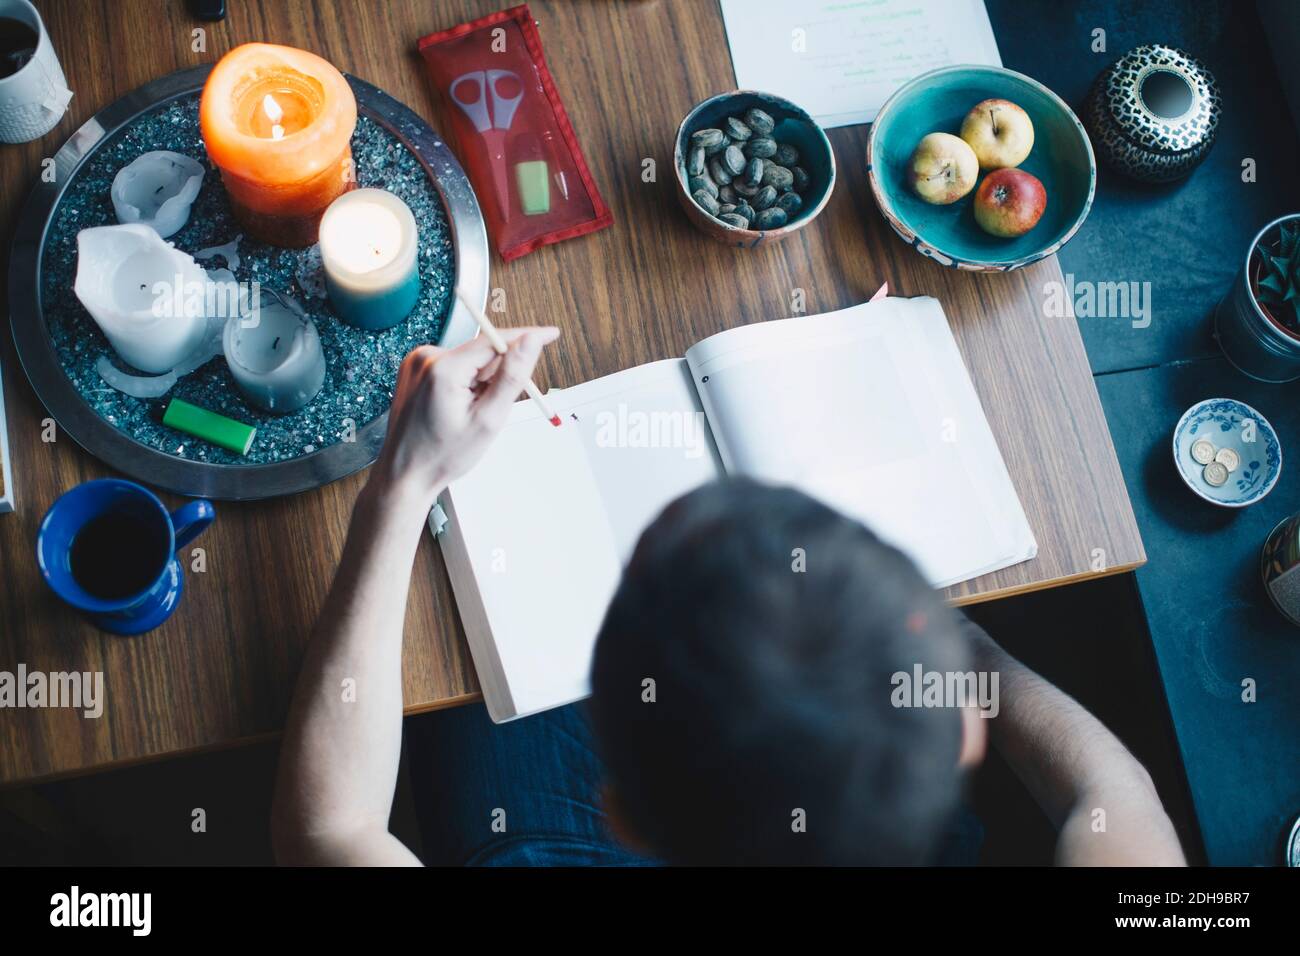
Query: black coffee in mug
[[40, 479, 215, 634], [0, 16, 37, 79], [69, 512, 169, 600]]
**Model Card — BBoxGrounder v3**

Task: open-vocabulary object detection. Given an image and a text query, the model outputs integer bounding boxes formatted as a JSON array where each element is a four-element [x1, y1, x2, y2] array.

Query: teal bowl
[[674, 90, 835, 247], [867, 65, 1096, 271]]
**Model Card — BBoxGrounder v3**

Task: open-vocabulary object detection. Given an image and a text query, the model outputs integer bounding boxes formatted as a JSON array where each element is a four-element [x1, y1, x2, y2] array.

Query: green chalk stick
[[162, 398, 256, 456], [515, 160, 551, 215]]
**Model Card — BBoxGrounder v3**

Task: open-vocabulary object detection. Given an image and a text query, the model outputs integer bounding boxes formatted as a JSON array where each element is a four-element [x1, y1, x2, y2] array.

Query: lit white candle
[[223, 289, 325, 413], [110, 151, 205, 238], [73, 224, 210, 374], [318, 188, 420, 330]]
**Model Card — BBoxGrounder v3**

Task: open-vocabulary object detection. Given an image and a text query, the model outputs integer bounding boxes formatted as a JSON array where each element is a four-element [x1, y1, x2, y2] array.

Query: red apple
[[973, 168, 1046, 238]]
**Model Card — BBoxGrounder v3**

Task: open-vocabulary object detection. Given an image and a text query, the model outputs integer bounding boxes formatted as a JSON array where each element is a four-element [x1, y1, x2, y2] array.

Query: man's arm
[[271, 328, 558, 866], [966, 622, 1186, 866]]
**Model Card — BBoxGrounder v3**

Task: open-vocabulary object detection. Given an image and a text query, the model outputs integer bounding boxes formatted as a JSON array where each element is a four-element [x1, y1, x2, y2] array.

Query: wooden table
[[0, 0, 1143, 785]]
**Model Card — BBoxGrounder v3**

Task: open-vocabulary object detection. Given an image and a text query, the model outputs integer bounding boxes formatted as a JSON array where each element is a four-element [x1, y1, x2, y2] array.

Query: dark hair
[[591, 479, 971, 865]]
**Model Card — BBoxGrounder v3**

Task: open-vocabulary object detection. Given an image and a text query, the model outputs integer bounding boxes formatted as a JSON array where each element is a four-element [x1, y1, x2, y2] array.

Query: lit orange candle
[[200, 43, 357, 248]]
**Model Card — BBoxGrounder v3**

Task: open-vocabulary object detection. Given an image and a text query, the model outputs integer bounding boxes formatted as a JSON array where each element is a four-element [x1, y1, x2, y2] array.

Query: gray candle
[[223, 290, 325, 414]]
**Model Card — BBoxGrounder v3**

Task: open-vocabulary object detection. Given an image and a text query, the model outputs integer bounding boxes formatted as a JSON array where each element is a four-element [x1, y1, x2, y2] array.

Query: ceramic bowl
[[1172, 398, 1281, 508], [674, 90, 835, 247], [867, 65, 1095, 272], [1084, 44, 1221, 184]]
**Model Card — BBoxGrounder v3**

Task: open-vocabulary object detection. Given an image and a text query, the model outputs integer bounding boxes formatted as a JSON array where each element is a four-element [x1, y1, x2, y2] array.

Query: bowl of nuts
[[674, 90, 835, 246]]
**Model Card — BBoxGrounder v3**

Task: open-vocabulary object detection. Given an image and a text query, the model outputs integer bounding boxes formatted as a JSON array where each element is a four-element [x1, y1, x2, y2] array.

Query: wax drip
[[194, 234, 243, 271], [95, 267, 244, 399]]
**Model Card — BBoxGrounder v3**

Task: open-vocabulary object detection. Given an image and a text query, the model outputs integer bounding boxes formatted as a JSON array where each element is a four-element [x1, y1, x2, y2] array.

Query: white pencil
[[455, 288, 562, 427]]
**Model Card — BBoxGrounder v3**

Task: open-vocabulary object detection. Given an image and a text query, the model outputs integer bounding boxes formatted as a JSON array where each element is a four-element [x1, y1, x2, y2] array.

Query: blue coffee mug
[[37, 479, 215, 635]]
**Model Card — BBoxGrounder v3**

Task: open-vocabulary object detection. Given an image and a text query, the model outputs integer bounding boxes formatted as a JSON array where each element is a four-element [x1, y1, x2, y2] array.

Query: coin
[[1214, 447, 1241, 472], [1191, 439, 1217, 464], [1203, 461, 1229, 487]]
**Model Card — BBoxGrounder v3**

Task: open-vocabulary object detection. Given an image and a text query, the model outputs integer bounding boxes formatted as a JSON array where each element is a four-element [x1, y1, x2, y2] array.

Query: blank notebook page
[[444, 360, 722, 719], [446, 411, 621, 719], [686, 296, 1036, 588]]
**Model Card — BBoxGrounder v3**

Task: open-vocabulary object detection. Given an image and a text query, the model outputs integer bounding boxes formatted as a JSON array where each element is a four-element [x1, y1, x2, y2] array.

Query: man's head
[[591, 479, 977, 865]]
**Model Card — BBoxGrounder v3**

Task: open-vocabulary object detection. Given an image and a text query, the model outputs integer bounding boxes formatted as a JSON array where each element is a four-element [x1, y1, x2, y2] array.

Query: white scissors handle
[[485, 69, 523, 131], [449, 71, 492, 133]]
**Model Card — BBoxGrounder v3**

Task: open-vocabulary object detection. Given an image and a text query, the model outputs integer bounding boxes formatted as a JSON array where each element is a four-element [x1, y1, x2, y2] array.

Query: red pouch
[[418, 5, 613, 261]]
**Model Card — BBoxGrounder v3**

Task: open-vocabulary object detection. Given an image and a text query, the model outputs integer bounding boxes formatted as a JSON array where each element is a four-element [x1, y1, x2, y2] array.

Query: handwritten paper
[[720, 0, 1002, 128]]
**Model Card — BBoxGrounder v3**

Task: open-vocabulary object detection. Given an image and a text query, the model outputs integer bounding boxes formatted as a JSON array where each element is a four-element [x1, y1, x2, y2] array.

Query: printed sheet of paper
[[720, 0, 1002, 127]]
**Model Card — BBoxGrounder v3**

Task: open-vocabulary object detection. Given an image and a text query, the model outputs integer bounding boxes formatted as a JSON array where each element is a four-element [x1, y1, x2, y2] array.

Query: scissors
[[450, 70, 524, 216]]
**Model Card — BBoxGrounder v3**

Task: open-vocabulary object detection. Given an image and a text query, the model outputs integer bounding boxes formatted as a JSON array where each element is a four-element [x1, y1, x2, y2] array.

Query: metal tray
[[8, 64, 486, 500]]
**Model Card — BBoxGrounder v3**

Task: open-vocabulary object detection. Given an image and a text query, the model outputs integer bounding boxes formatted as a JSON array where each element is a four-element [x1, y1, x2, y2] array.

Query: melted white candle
[[110, 151, 205, 238], [74, 224, 210, 374]]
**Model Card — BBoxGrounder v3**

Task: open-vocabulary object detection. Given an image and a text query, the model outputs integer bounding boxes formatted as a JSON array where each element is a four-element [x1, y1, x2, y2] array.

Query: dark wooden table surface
[[0, 0, 1143, 785]]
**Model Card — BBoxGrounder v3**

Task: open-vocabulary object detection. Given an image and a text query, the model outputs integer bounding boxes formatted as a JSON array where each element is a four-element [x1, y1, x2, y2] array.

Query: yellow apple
[[908, 132, 979, 204], [960, 98, 1034, 170]]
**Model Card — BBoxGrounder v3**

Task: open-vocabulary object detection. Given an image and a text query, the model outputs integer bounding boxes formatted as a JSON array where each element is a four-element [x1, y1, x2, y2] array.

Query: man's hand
[[372, 327, 560, 512], [272, 327, 557, 866]]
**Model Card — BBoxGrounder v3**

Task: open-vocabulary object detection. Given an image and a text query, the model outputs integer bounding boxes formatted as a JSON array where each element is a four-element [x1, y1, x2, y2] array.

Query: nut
[[774, 143, 799, 166], [690, 128, 724, 150], [724, 116, 752, 140], [776, 191, 803, 215], [744, 107, 775, 136], [752, 185, 778, 210], [693, 189, 721, 216], [687, 146, 706, 177], [688, 174, 718, 199], [754, 206, 788, 229], [762, 164, 794, 191]]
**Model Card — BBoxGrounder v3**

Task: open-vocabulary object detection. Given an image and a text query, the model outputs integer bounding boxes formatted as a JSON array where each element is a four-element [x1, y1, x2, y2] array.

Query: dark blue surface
[[982, 0, 1300, 864], [1096, 358, 1300, 865], [988, 0, 1300, 373]]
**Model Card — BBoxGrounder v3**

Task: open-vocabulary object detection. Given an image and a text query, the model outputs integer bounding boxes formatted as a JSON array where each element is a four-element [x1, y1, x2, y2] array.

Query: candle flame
[[262, 94, 286, 139], [262, 93, 284, 123]]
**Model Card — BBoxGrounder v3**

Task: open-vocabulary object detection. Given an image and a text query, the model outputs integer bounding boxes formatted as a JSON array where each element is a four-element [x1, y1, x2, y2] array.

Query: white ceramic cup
[[0, 0, 71, 144]]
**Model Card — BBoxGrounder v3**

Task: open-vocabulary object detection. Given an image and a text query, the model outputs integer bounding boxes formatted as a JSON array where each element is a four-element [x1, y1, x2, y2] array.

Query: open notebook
[[430, 296, 1036, 721]]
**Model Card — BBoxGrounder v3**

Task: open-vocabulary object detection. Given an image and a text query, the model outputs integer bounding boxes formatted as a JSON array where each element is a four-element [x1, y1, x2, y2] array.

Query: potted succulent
[[1216, 214, 1300, 382]]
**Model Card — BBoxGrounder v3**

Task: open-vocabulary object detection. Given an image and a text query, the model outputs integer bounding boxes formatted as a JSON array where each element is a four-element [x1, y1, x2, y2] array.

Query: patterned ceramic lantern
[[1084, 44, 1221, 183]]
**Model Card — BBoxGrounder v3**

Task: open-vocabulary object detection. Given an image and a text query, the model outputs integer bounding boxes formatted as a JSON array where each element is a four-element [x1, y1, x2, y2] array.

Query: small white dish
[[1172, 398, 1281, 507]]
